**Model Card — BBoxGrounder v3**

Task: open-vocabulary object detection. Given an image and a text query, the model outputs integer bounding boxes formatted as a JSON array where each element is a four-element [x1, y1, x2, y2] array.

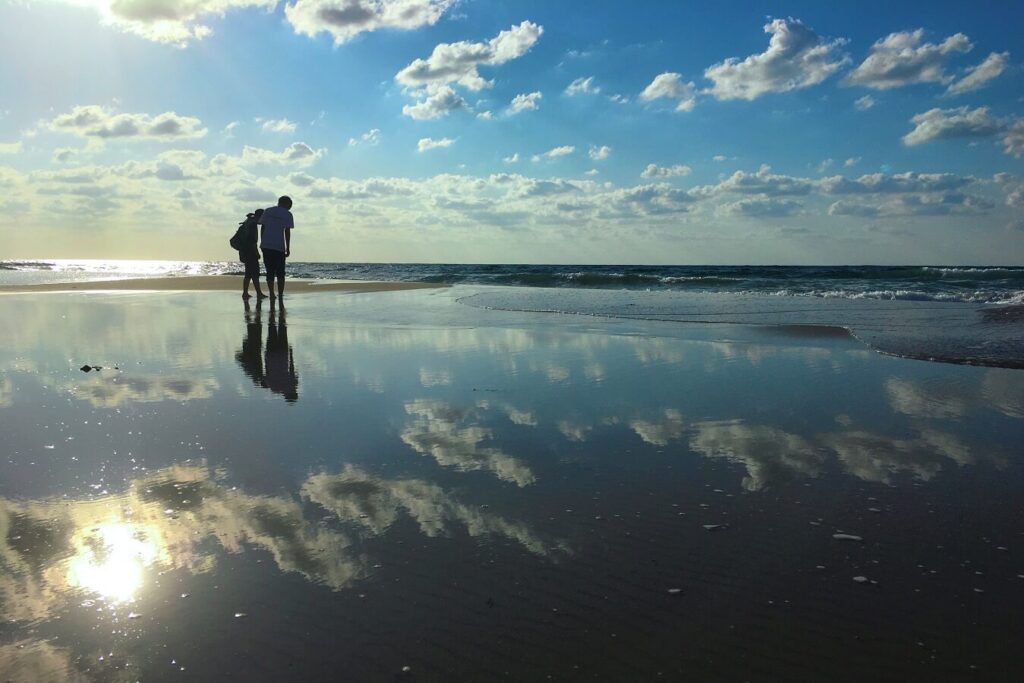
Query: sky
[[1, 0, 1023, 264]]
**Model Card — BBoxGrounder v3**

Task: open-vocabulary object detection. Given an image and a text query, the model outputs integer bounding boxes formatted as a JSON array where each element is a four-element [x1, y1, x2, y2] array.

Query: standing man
[[259, 195, 293, 300]]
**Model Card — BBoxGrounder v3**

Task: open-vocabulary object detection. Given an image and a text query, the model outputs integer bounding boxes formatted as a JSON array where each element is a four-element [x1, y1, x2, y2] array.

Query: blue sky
[[1, 0, 1023, 263]]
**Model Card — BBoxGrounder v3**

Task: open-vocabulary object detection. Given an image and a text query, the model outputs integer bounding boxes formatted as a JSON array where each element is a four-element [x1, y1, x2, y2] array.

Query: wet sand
[[0, 287, 1022, 681], [0, 275, 443, 294]]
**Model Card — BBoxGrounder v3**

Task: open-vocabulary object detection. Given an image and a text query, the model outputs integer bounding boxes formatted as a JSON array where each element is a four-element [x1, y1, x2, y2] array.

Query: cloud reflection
[[689, 420, 824, 491], [401, 399, 536, 486], [303, 465, 556, 556], [0, 461, 555, 627]]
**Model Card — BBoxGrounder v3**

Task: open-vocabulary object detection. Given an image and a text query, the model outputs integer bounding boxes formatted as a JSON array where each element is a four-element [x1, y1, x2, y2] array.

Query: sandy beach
[[1, 285, 1022, 681]]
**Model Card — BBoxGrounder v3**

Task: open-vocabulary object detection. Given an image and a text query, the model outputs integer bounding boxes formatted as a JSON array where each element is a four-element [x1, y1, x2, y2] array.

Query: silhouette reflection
[[236, 300, 299, 402], [265, 302, 299, 402]]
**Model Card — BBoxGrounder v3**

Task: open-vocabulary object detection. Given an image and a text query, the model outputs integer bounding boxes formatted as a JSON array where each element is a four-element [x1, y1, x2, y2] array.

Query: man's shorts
[[263, 249, 286, 279]]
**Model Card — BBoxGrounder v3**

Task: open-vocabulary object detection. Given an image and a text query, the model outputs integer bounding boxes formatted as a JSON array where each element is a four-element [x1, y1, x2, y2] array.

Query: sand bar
[[0, 275, 444, 294]]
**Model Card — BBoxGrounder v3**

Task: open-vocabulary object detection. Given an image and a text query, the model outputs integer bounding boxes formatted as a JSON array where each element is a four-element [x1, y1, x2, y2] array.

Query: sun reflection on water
[[65, 523, 158, 603]]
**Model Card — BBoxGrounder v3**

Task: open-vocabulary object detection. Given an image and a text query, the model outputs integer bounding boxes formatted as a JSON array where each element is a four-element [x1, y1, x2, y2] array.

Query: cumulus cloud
[[724, 197, 803, 217], [844, 157, 861, 167], [588, 145, 611, 161], [902, 106, 1023, 156], [503, 153, 519, 163], [531, 145, 575, 162], [44, 105, 207, 141], [50, 0, 277, 46], [417, 137, 455, 152], [286, 0, 455, 46], [240, 142, 325, 166], [395, 20, 543, 91], [946, 52, 1010, 95], [565, 76, 599, 96], [348, 128, 381, 146], [820, 171, 974, 194], [692, 164, 814, 196], [639, 72, 697, 111], [260, 117, 297, 133], [703, 17, 849, 101], [640, 163, 691, 179], [508, 91, 542, 115], [0, 142, 21, 154], [828, 192, 992, 217], [401, 85, 467, 119], [854, 94, 876, 110], [846, 29, 972, 89]]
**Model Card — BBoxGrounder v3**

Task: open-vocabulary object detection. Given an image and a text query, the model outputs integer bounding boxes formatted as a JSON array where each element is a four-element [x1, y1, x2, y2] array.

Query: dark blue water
[[3, 261, 1024, 304]]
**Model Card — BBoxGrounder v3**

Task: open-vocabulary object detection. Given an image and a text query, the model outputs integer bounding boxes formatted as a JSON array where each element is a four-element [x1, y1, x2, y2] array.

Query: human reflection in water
[[236, 298, 265, 387], [264, 300, 299, 402]]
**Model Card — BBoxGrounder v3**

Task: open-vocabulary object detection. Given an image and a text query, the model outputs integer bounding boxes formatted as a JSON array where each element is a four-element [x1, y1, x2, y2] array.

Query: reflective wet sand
[[1, 288, 1022, 680]]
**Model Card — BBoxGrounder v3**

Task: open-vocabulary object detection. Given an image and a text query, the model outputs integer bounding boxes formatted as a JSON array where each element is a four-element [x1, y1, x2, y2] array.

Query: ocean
[[3, 260, 1022, 368]]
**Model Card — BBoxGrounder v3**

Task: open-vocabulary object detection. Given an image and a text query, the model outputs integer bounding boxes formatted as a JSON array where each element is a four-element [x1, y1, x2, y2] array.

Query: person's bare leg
[[278, 273, 285, 299], [266, 275, 275, 299], [242, 274, 251, 298]]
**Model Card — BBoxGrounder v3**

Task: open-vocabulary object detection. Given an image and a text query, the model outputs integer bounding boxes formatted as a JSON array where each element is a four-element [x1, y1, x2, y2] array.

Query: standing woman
[[239, 209, 267, 299]]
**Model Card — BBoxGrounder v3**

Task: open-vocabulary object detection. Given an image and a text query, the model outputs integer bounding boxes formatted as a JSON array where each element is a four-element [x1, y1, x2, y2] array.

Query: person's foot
[[242, 293, 251, 299], [256, 292, 268, 299]]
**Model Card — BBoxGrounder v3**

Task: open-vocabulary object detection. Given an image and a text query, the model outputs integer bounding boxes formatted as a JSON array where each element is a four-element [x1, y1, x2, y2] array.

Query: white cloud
[[639, 72, 697, 112], [286, 0, 455, 46], [44, 105, 207, 141], [712, 154, 727, 162], [565, 76, 599, 96], [50, 0, 276, 47], [724, 197, 803, 217], [703, 17, 849, 101], [828, 193, 992, 217], [640, 163, 691, 179], [588, 145, 611, 161], [0, 142, 21, 154], [817, 158, 834, 173], [503, 153, 519, 164], [240, 142, 325, 166], [901, 106, 1007, 148], [854, 94, 876, 110], [946, 52, 1010, 95], [395, 20, 543, 91], [348, 128, 381, 146], [401, 85, 467, 120], [608, 94, 629, 105], [223, 121, 240, 137], [260, 117, 297, 133], [508, 91, 542, 115], [820, 171, 975, 194], [692, 164, 813, 196], [584, 169, 599, 176], [531, 145, 575, 162], [846, 29, 972, 89], [418, 137, 455, 152], [844, 157, 861, 167], [476, 110, 493, 120], [1004, 121, 1024, 158]]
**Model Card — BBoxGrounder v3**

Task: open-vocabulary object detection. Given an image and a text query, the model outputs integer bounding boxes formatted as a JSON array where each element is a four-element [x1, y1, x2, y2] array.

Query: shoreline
[[0, 275, 445, 294]]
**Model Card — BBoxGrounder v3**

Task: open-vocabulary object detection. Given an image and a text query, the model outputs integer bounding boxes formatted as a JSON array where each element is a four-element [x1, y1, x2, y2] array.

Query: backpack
[[229, 221, 248, 251]]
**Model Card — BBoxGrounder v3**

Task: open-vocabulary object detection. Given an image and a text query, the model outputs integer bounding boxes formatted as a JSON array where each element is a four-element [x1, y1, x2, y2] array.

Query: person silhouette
[[259, 196, 293, 300], [263, 302, 299, 402], [236, 298, 265, 388]]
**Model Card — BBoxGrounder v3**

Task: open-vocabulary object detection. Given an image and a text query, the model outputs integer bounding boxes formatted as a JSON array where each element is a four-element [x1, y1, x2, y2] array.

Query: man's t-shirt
[[259, 206, 294, 253]]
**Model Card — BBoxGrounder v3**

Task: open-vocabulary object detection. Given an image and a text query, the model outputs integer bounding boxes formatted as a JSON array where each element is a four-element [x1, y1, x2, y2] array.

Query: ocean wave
[[757, 288, 1024, 304]]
